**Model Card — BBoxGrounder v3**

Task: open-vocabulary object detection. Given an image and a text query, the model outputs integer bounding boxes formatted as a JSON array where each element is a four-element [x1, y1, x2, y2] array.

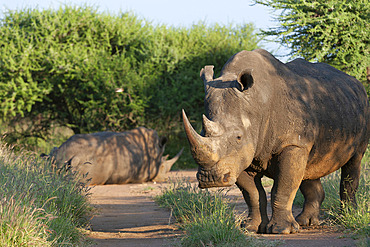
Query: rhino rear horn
[[202, 114, 224, 136]]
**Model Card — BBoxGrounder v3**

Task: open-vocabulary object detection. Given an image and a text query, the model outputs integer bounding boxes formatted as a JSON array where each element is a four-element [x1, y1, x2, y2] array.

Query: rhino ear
[[237, 68, 254, 91], [200, 65, 214, 83], [159, 136, 167, 148]]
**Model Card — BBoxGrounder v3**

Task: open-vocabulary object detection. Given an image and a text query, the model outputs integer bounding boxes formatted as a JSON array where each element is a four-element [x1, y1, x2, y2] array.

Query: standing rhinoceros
[[51, 127, 183, 185], [182, 49, 370, 234]]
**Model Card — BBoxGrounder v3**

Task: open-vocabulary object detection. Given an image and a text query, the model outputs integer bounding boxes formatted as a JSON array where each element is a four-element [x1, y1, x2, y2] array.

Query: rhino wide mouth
[[196, 167, 236, 188]]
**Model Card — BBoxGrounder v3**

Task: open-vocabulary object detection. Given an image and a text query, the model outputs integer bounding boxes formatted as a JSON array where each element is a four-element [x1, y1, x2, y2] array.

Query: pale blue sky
[[1, 0, 290, 60]]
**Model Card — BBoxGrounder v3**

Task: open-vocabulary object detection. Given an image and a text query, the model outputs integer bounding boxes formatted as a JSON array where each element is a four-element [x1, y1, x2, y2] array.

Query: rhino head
[[142, 128, 184, 182], [153, 147, 184, 182], [183, 51, 274, 188]]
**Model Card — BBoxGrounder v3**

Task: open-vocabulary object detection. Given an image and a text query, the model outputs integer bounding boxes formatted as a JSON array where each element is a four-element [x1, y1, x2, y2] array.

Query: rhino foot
[[240, 219, 268, 233], [266, 214, 300, 234], [295, 212, 320, 226]]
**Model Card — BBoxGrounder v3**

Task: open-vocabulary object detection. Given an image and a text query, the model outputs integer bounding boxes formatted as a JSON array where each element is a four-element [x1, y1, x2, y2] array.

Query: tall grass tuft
[[0, 196, 52, 246], [155, 180, 229, 222], [155, 180, 279, 247], [0, 143, 94, 246], [323, 151, 370, 238]]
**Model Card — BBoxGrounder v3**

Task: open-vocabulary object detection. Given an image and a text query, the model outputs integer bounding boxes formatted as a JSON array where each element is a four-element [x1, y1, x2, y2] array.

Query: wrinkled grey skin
[[183, 49, 370, 234], [51, 127, 183, 185]]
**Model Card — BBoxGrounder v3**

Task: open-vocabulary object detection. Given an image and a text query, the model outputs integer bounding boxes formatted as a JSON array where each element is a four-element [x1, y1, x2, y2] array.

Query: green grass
[[0, 196, 52, 246], [293, 147, 370, 241], [155, 180, 280, 247], [0, 143, 94, 246]]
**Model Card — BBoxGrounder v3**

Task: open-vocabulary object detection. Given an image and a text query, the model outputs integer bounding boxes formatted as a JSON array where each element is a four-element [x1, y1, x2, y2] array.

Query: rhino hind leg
[[339, 149, 364, 207], [236, 171, 268, 233], [295, 178, 325, 226]]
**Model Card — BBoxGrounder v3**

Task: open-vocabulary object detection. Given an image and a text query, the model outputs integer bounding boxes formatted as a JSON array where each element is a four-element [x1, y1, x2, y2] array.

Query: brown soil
[[86, 170, 359, 246]]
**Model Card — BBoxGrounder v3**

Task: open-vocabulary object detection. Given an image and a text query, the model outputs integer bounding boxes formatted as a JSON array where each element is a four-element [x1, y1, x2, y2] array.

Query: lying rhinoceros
[[182, 49, 370, 234], [50, 127, 183, 185]]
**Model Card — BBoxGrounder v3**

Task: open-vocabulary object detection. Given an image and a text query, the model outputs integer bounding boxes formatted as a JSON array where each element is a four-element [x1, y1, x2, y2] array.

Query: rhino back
[[53, 128, 158, 185], [104, 129, 155, 184], [279, 59, 370, 178]]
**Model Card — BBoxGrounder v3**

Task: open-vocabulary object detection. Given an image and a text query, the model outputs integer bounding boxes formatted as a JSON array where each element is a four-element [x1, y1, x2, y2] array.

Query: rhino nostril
[[223, 172, 231, 183]]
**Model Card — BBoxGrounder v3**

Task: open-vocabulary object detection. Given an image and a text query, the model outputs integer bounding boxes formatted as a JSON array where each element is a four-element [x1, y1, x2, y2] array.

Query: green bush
[[0, 6, 151, 135], [0, 5, 260, 157]]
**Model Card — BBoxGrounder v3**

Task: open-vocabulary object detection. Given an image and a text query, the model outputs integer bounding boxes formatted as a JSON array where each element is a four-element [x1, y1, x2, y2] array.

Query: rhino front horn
[[182, 109, 219, 166]]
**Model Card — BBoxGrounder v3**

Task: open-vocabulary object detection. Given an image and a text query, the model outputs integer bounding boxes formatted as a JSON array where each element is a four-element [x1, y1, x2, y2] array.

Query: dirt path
[[87, 184, 180, 246], [86, 170, 358, 246]]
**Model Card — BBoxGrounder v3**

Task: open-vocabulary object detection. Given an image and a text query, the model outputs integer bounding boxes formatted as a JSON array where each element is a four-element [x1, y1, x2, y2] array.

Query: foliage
[[0, 5, 260, 154], [254, 0, 370, 82], [0, 6, 151, 136], [0, 143, 94, 245], [155, 180, 280, 247]]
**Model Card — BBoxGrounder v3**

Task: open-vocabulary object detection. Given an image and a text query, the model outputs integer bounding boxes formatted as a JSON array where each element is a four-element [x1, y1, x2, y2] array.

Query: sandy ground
[[86, 170, 359, 246]]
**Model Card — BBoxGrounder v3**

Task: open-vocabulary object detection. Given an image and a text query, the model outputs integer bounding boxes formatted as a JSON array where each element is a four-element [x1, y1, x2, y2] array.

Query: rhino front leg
[[267, 146, 307, 234], [296, 178, 325, 226], [236, 170, 268, 233]]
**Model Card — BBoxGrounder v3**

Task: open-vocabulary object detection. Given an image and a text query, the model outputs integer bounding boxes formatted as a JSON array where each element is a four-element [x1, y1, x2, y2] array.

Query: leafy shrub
[[0, 6, 151, 134], [0, 5, 260, 156]]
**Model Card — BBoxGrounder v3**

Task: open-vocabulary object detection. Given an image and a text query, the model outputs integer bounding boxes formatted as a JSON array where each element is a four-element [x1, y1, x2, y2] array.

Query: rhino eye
[[237, 135, 242, 140]]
